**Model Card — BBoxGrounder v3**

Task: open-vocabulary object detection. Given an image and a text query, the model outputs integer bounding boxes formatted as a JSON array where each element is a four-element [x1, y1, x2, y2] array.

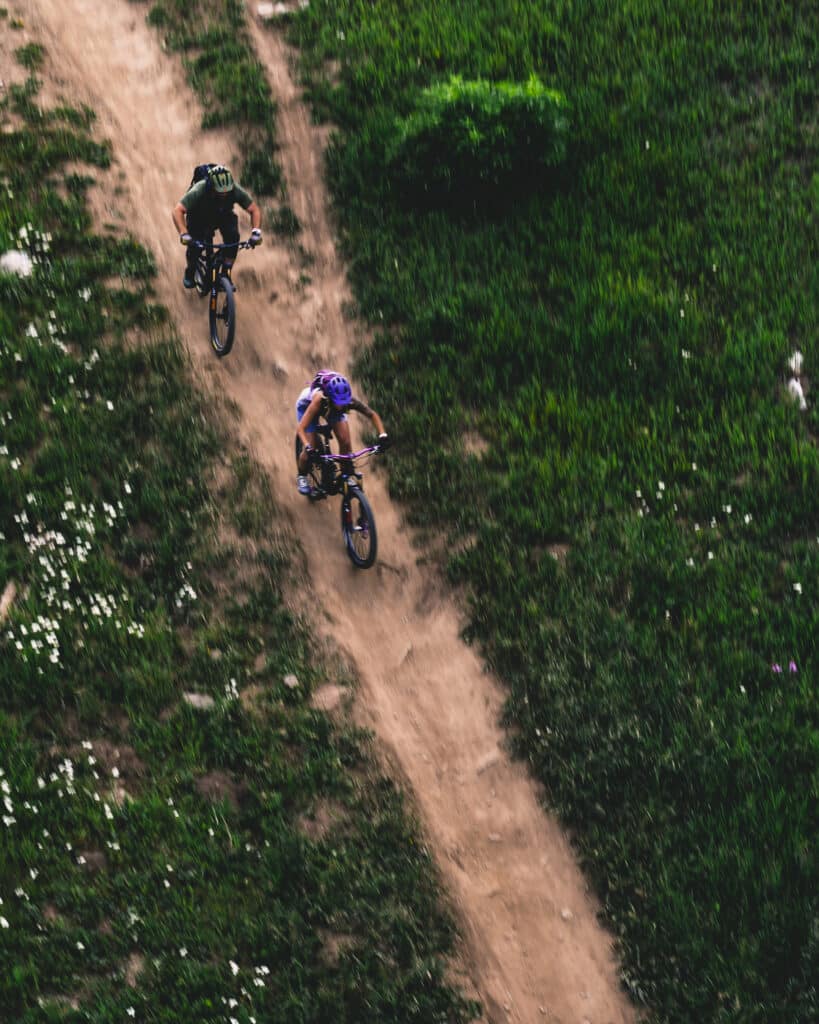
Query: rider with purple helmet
[[295, 369, 389, 495]]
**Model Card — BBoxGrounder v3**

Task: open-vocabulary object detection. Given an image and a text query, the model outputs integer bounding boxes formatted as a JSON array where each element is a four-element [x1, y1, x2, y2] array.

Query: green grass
[[286, 2, 818, 1020], [0, 52, 477, 1024]]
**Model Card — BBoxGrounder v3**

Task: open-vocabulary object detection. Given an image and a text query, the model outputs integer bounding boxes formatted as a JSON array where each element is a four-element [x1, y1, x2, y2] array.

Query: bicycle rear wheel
[[209, 275, 235, 357], [341, 486, 377, 568]]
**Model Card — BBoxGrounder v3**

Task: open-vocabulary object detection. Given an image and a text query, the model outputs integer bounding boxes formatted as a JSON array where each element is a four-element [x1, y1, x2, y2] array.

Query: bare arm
[[369, 410, 386, 436], [246, 200, 262, 231], [351, 398, 385, 437], [172, 201, 188, 236]]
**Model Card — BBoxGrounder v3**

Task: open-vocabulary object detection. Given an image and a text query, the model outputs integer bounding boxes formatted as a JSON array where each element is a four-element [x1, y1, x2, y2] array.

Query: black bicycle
[[296, 425, 389, 569], [191, 239, 254, 357]]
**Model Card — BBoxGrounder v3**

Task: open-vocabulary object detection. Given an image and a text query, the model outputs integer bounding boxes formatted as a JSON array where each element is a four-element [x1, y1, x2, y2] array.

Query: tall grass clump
[[0, 49, 478, 1023], [287, 1, 818, 1020]]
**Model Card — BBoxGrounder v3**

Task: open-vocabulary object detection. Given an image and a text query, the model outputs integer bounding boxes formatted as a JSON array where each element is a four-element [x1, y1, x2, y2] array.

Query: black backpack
[[190, 163, 217, 190]]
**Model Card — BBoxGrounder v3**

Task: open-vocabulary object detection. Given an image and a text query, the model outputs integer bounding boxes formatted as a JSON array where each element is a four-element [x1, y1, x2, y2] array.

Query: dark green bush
[[389, 74, 568, 197], [15, 42, 45, 70]]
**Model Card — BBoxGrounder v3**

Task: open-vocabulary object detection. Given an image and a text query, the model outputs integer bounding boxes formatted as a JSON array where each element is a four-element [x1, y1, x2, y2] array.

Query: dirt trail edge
[[20, 3, 637, 1021]]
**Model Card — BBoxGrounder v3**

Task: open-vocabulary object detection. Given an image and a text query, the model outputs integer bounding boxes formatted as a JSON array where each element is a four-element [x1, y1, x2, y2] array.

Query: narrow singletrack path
[[19, 3, 637, 1020]]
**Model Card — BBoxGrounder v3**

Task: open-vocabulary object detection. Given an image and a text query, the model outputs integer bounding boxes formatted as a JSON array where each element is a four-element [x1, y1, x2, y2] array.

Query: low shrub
[[389, 74, 568, 198]]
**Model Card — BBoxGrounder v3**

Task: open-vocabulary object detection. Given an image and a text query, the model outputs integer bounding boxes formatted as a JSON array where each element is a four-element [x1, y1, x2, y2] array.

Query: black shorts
[[186, 207, 239, 249]]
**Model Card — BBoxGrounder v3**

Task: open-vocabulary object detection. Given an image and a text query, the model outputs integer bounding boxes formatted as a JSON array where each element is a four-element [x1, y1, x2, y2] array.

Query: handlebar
[[314, 443, 388, 464], [190, 239, 256, 251]]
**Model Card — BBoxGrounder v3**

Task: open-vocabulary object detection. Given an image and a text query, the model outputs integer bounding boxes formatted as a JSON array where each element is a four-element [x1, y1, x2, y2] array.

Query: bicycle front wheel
[[341, 486, 377, 569], [209, 276, 236, 357]]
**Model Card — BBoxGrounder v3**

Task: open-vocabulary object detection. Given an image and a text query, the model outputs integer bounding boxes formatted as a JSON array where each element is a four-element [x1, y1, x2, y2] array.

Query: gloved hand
[[180, 232, 192, 246], [378, 433, 392, 451], [249, 228, 262, 247]]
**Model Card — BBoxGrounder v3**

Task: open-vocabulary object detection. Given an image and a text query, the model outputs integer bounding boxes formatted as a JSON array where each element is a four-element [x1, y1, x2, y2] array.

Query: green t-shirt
[[179, 179, 253, 212]]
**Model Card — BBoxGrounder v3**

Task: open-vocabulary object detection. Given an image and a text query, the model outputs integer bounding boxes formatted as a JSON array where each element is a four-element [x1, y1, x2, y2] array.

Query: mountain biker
[[295, 370, 390, 495], [171, 164, 262, 289]]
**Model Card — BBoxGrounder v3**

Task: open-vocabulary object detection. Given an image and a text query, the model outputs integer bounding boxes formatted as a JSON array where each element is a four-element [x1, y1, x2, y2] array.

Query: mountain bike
[[296, 425, 390, 569], [191, 239, 255, 357]]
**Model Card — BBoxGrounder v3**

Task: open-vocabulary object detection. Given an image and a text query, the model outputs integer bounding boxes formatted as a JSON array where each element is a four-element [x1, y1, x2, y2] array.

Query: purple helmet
[[325, 373, 352, 408]]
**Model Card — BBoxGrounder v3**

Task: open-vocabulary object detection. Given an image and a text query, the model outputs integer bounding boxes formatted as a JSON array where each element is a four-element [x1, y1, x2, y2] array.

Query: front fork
[[341, 475, 363, 529], [210, 274, 231, 312]]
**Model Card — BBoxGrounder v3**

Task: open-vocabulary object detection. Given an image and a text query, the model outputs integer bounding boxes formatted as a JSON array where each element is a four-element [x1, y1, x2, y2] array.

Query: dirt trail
[[17, 3, 637, 1021]]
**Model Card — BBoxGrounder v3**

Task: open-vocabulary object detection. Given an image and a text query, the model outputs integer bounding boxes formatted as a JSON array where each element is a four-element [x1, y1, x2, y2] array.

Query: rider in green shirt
[[171, 164, 262, 289]]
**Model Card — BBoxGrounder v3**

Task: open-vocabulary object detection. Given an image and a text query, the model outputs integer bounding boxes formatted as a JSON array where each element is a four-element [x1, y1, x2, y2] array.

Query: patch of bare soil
[[194, 770, 246, 813], [17, 2, 637, 1021], [124, 952, 145, 988], [77, 849, 108, 875], [295, 798, 348, 842], [0, 581, 17, 624], [309, 682, 348, 712], [317, 928, 359, 967]]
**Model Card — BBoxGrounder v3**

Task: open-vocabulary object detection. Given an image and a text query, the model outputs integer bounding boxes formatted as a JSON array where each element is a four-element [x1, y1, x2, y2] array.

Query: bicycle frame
[[308, 442, 383, 501], [308, 431, 385, 568], [192, 239, 252, 297]]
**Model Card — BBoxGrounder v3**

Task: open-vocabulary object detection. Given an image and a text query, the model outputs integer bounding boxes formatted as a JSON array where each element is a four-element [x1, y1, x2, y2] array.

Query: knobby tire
[[209, 275, 236, 357], [341, 485, 377, 569]]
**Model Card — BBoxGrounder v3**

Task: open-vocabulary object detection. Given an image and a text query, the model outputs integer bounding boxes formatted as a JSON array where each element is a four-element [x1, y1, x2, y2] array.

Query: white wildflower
[[787, 377, 807, 411], [788, 350, 803, 375], [0, 250, 34, 277]]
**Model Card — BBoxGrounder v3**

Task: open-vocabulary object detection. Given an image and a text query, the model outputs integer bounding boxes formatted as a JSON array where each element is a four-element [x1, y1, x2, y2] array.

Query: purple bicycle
[[297, 424, 389, 569]]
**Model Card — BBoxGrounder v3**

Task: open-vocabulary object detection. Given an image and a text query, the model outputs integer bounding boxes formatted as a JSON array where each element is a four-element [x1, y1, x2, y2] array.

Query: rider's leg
[[184, 211, 210, 281], [295, 433, 315, 495], [296, 436, 312, 475], [216, 211, 240, 275], [332, 419, 355, 477], [295, 392, 315, 475]]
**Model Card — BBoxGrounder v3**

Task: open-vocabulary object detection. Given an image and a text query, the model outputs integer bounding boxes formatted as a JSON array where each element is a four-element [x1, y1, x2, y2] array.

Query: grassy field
[[0, 38, 478, 1023], [285, 2, 818, 1020]]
